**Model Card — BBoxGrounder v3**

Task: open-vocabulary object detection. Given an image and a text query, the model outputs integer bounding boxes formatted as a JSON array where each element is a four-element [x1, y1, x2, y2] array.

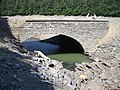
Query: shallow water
[[47, 53, 93, 71], [22, 39, 60, 55], [22, 39, 93, 71]]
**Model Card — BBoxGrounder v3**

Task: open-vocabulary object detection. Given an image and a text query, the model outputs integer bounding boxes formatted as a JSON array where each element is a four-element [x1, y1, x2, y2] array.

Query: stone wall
[[11, 19, 108, 52]]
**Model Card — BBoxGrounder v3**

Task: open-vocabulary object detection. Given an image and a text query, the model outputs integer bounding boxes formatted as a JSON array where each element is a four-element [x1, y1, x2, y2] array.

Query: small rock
[[85, 80, 105, 90], [1, 59, 7, 62], [17, 78, 23, 82], [7, 63, 12, 66], [1, 64, 8, 68], [79, 74, 88, 82], [48, 64, 55, 68], [105, 80, 114, 85], [109, 83, 119, 90], [15, 63, 21, 69], [99, 73, 108, 80]]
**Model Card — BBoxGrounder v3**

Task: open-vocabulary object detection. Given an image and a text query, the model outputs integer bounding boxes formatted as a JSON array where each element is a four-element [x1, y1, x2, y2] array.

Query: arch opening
[[40, 34, 84, 54]]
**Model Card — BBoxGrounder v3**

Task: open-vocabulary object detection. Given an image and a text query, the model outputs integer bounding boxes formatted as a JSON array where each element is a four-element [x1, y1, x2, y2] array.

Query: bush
[[0, 0, 120, 17]]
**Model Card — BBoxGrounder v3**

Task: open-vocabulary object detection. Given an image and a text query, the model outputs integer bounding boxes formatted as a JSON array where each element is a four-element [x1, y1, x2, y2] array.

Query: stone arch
[[20, 28, 84, 53], [20, 27, 80, 43], [18, 20, 108, 53]]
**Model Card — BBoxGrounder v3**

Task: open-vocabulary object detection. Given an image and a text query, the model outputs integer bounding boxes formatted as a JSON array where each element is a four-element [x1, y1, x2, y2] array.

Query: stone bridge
[[11, 19, 108, 52]]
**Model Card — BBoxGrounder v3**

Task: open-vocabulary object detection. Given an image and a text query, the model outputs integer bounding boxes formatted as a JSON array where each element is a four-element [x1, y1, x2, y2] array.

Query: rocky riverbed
[[0, 16, 120, 90], [0, 36, 120, 90]]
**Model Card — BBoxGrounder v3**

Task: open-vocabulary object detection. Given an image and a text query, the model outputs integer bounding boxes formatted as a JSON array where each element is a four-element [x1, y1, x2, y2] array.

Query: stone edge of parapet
[[25, 19, 108, 22]]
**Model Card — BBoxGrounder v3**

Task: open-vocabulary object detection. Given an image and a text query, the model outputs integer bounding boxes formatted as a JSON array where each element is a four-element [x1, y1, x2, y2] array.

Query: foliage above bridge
[[0, 0, 120, 17]]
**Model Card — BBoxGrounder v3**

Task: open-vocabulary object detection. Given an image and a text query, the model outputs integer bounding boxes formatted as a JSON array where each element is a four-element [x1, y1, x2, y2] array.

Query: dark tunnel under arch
[[40, 34, 84, 54]]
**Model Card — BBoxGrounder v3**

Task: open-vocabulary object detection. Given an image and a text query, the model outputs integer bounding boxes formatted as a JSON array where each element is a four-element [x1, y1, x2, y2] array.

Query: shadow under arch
[[40, 34, 85, 54]]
